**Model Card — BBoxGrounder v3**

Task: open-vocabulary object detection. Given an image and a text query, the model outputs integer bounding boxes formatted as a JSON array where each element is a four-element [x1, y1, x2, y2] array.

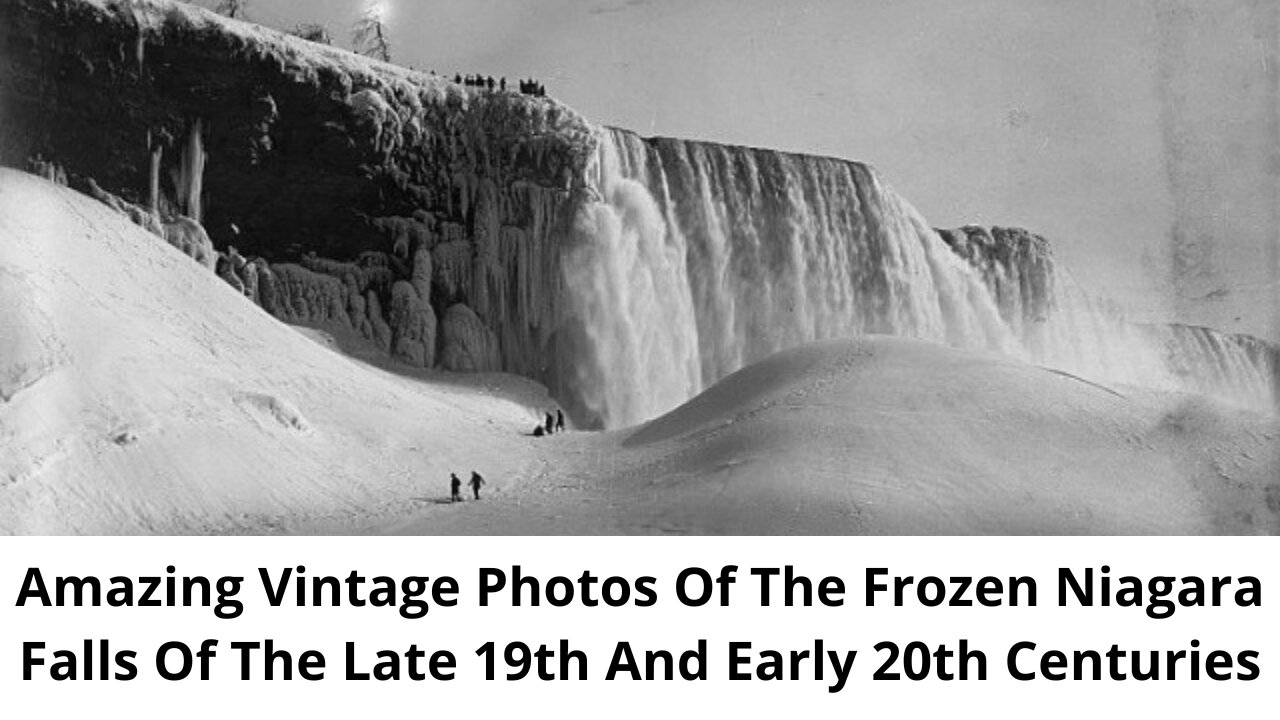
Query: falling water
[[561, 134, 702, 427], [564, 129, 1016, 428], [563, 128, 1277, 428], [943, 225, 1278, 409]]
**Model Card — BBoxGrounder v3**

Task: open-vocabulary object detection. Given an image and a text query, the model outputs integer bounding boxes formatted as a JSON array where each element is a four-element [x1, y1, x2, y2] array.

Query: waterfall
[[942, 225, 1278, 410], [561, 133, 702, 428], [565, 128, 1015, 428], [562, 128, 1277, 429]]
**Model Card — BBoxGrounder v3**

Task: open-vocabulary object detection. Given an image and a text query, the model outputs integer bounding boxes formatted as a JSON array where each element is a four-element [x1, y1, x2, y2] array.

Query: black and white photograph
[[1, 0, 1277, 535]]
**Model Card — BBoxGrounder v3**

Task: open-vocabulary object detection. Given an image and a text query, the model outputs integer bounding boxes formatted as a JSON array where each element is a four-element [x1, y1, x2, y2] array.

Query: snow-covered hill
[[0, 169, 550, 533], [389, 335, 1279, 535], [609, 338, 1280, 534]]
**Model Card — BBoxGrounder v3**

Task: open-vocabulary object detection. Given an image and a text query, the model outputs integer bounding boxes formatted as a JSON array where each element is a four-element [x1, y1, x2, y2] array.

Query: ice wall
[[1, 0, 595, 388]]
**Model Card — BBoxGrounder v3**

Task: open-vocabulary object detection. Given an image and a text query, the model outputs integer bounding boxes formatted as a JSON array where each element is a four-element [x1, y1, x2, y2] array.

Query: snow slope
[[389, 337, 1279, 535], [0, 170, 550, 533], [611, 339, 1280, 534], [2, 170, 1277, 534]]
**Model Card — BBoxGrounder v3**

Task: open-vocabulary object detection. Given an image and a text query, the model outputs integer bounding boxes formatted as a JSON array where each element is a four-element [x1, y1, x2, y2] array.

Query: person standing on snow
[[450, 473, 462, 502], [469, 471, 486, 500]]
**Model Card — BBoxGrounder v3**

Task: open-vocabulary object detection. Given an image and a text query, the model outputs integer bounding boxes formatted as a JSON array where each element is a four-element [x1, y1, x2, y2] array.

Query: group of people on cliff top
[[533, 410, 566, 437], [453, 74, 547, 97]]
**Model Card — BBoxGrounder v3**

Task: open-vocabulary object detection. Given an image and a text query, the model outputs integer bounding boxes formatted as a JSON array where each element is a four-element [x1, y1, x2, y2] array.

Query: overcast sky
[[200, 0, 1278, 334]]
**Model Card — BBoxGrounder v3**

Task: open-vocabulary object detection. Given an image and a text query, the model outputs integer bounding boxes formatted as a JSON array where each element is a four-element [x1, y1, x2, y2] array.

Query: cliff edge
[[1, 0, 597, 389]]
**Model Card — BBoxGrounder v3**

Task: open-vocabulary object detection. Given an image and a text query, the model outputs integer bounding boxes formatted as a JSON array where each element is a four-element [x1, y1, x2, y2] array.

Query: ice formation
[[175, 120, 206, 223]]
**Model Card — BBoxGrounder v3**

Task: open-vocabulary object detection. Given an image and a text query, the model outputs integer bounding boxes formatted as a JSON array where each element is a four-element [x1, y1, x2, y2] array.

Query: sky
[[198, 0, 1279, 338]]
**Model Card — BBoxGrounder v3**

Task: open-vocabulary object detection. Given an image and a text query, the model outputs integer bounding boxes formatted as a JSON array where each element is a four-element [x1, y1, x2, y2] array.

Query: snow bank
[[608, 337, 1280, 534], [0, 170, 545, 533]]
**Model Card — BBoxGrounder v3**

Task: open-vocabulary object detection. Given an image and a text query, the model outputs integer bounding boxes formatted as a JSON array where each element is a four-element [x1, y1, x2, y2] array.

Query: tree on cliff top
[[215, 0, 249, 20], [353, 2, 392, 62]]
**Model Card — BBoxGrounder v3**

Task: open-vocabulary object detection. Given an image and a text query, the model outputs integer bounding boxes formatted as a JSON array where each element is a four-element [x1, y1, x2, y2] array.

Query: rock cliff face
[[1, 0, 596, 392], [936, 226, 1056, 334]]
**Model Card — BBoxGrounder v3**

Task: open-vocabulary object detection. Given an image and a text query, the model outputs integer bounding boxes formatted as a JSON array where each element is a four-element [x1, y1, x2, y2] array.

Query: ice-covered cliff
[[1, 0, 595, 390], [3, 0, 1275, 430]]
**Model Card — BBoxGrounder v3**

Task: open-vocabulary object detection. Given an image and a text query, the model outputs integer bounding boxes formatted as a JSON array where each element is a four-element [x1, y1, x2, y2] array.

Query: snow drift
[[391, 334, 1280, 535], [609, 338, 1280, 534]]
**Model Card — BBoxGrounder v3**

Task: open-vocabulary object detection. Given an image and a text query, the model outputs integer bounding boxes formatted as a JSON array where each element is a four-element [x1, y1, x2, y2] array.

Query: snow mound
[[611, 338, 1280, 534], [0, 170, 542, 533]]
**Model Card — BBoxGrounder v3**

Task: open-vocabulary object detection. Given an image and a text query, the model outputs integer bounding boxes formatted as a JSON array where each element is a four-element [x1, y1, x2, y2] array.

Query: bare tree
[[352, 2, 392, 62], [215, 0, 249, 19]]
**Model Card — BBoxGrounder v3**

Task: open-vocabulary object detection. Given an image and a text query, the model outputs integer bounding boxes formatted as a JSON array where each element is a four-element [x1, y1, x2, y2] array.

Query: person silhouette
[[555, 409, 565, 433], [469, 471, 485, 500], [450, 473, 462, 502], [544, 412, 555, 435]]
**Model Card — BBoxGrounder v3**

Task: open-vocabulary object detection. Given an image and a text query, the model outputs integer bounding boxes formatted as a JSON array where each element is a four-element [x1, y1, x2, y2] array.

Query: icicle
[[177, 120, 207, 223], [148, 133, 163, 218]]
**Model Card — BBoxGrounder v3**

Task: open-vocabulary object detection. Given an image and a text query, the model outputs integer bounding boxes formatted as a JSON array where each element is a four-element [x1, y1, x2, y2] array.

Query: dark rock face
[[936, 225, 1057, 329], [1, 0, 596, 390]]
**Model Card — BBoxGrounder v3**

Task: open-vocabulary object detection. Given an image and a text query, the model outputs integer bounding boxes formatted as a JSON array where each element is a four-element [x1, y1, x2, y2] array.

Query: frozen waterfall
[[562, 128, 1277, 429]]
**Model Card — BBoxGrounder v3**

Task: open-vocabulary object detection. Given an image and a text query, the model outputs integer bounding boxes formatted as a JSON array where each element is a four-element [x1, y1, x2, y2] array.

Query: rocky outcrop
[[0, 0, 595, 391], [936, 225, 1057, 332]]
